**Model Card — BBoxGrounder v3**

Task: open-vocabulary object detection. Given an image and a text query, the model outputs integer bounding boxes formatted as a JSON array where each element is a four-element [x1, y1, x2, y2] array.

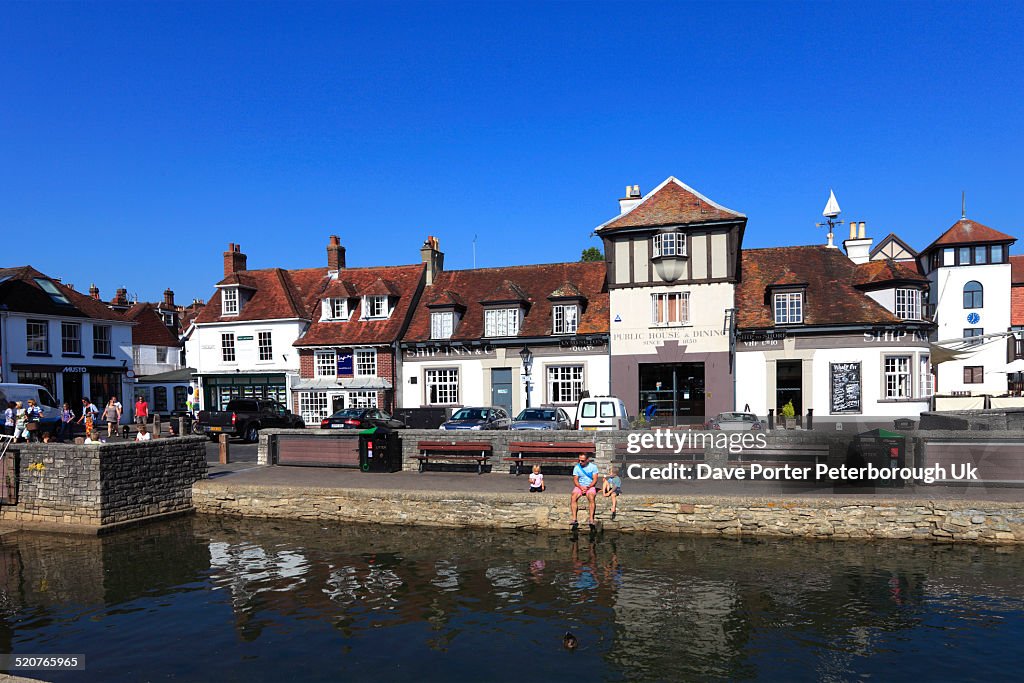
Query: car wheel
[[245, 425, 259, 443]]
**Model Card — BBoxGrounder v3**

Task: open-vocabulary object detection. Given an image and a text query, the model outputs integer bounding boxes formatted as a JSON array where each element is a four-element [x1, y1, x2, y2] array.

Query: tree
[[580, 247, 604, 262]]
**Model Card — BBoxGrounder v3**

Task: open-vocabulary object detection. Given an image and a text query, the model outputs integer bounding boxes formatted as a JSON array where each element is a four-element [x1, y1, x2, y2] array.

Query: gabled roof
[[405, 261, 608, 342], [923, 218, 1016, 253], [480, 280, 530, 304], [870, 233, 919, 261], [426, 289, 467, 309], [294, 264, 425, 347], [1011, 255, 1024, 285], [768, 271, 808, 288], [196, 267, 328, 324], [548, 281, 585, 300], [737, 247, 923, 329], [854, 259, 929, 287], [595, 177, 745, 233], [0, 266, 128, 322], [322, 279, 359, 298], [125, 303, 181, 347]]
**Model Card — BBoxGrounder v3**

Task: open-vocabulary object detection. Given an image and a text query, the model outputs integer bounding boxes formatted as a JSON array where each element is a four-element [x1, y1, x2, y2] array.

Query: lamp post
[[519, 346, 534, 409]]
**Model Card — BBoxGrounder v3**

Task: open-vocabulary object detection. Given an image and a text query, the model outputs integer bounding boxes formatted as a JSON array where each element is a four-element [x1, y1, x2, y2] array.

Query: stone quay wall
[[193, 482, 1024, 545], [2, 436, 208, 532]]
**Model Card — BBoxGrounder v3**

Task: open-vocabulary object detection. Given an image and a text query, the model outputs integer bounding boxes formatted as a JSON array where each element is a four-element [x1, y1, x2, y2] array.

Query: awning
[[929, 331, 1011, 364], [291, 377, 393, 391]]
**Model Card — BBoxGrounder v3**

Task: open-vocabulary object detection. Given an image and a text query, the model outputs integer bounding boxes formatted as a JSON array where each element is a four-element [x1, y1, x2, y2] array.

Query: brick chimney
[[163, 288, 175, 306], [420, 235, 445, 286], [224, 243, 247, 276], [618, 184, 643, 214], [327, 235, 346, 271], [89, 284, 100, 300], [112, 287, 128, 306]]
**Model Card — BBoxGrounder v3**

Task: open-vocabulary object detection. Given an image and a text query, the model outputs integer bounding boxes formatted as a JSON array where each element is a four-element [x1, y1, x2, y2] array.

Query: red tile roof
[[923, 218, 1016, 252], [125, 303, 180, 347], [294, 264, 425, 347], [0, 266, 128, 321], [1011, 255, 1024, 285], [196, 267, 328, 324], [854, 259, 929, 287], [737, 247, 921, 329], [596, 177, 744, 232], [404, 261, 608, 342]]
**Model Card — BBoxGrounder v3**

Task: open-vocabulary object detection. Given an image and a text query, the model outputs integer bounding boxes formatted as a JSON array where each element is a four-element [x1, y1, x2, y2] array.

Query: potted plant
[[781, 400, 797, 429]]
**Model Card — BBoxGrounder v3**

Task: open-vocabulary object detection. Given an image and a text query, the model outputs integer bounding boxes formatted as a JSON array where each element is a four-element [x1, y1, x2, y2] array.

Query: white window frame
[[919, 353, 933, 398], [546, 364, 584, 404], [347, 390, 378, 408], [883, 355, 912, 399], [355, 349, 377, 376], [93, 325, 112, 356], [652, 232, 686, 258], [315, 350, 337, 377], [298, 391, 329, 424], [156, 346, 168, 364], [61, 321, 81, 355], [774, 292, 804, 325], [222, 288, 239, 316], [484, 308, 521, 337], [26, 319, 48, 354], [221, 333, 236, 363], [364, 295, 389, 319], [651, 292, 690, 326], [324, 297, 348, 321], [258, 330, 273, 361], [431, 311, 455, 339], [425, 368, 459, 405], [553, 304, 579, 335], [895, 289, 921, 320]]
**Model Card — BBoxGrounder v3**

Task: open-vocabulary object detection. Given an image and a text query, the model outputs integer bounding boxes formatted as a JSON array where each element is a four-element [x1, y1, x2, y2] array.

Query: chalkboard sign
[[830, 362, 862, 414]]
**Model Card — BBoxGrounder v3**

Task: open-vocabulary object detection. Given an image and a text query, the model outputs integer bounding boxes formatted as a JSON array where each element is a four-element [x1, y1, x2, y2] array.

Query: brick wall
[[299, 349, 314, 378], [1012, 285, 1024, 327]]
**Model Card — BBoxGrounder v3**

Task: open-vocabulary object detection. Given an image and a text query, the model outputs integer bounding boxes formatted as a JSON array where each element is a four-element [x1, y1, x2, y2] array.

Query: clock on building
[[967, 312, 981, 325]]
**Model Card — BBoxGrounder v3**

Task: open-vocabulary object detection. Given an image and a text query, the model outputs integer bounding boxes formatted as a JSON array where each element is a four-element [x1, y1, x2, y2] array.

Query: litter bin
[[359, 428, 403, 473], [853, 428, 906, 487]]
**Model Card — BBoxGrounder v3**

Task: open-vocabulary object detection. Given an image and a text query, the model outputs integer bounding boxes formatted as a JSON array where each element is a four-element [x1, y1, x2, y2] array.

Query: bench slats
[[416, 441, 492, 474]]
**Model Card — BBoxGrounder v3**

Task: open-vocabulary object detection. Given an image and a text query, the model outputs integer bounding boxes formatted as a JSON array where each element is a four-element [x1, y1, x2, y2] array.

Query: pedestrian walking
[[3, 402, 14, 436], [134, 395, 149, 425], [103, 398, 120, 438], [58, 403, 75, 442]]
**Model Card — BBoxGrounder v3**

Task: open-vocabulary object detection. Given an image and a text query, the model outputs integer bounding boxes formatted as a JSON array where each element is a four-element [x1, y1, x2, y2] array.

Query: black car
[[320, 408, 406, 430]]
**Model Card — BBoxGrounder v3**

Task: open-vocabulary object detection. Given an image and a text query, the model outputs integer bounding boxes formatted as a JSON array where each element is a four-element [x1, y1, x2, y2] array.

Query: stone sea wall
[[193, 482, 1024, 545]]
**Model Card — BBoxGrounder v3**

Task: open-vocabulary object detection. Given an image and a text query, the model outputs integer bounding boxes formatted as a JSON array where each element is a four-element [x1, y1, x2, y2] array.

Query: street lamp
[[519, 346, 534, 408]]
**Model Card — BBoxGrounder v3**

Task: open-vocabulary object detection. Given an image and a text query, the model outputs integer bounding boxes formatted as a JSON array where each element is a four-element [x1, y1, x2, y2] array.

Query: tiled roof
[[323, 279, 359, 298], [923, 218, 1016, 252], [362, 278, 400, 297], [125, 303, 180, 347], [596, 177, 745, 233], [0, 266, 128, 322], [737, 247, 915, 329], [549, 282, 585, 299], [404, 261, 608, 342], [768, 271, 808, 287], [481, 280, 530, 304], [854, 259, 929, 287], [196, 267, 328, 324], [1011, 255, 1024, 285], [294, 264, 425, 347], [426, 289, 467, 309]]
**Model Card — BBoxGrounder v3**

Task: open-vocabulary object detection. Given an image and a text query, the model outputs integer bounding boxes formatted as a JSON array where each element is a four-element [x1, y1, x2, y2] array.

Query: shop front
[[11, 363, 131, 409], [200, 373, 289, 411]]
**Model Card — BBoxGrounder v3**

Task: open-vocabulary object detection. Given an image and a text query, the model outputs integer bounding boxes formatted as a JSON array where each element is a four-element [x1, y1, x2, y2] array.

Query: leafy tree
[[580, 247, 604, 262]]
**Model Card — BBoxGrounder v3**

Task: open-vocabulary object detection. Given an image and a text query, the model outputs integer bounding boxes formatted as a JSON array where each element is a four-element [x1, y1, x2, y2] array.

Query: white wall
[[134, 344, 183, 377], [609, 282, 734, 356], [191, 320, 305, 374]]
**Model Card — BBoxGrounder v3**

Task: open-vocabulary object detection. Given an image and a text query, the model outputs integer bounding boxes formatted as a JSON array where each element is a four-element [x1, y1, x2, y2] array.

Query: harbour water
[[2, 516, 1023, 682]]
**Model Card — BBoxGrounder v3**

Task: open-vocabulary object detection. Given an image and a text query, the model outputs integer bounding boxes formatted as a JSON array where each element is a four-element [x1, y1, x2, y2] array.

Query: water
[[1, 517, 1023, 682]]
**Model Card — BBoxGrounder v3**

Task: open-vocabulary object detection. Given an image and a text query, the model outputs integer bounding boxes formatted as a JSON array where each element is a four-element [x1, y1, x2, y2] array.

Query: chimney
[[327, 235, 346, 271], [89, 284, 100, 300], [223, 243, 247, 276], [163, 288, 175, 306], [843, 220, 874, 265], [420, 235, 445, 287], [618, 184, 643, 214]]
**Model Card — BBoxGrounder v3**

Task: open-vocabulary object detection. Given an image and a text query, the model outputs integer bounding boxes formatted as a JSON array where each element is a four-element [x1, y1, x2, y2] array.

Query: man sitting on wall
[[570, 453, 599, 530]]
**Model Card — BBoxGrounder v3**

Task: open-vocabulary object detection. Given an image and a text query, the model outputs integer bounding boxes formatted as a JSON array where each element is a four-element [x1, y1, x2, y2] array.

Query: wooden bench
[[613, 443, 705, 465], [507, 441, 596, 476], [415, 441, 493, 474], [728, 444, 829, 479]]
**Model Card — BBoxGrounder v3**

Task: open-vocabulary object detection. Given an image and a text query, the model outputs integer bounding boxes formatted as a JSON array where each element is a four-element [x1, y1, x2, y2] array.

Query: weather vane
[[817, 189, 843, 248]]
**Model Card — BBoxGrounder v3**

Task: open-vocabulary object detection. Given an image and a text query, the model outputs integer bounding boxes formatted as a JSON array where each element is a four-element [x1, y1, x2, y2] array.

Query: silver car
[[512, 407, 572, 430], [705, 412, 767, 431]]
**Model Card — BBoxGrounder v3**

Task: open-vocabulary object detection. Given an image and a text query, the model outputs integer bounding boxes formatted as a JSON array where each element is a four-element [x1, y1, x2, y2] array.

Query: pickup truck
[[196, 399, 305, 442]]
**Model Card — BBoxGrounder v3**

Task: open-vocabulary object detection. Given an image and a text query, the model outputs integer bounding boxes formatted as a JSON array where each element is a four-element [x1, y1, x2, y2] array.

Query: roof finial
[[961, 191, 966, 220]]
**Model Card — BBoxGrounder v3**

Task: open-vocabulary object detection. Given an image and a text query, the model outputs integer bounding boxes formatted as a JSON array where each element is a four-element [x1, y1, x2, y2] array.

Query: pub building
[[595, 177, 745, 423]]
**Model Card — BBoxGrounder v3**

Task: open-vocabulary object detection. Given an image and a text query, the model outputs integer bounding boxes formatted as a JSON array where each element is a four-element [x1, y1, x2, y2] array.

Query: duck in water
[[563, 632, 578, 650]]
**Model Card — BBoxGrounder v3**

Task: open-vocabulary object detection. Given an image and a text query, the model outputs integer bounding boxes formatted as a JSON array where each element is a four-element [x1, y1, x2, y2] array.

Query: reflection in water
[[0, 516, 1022, 682]]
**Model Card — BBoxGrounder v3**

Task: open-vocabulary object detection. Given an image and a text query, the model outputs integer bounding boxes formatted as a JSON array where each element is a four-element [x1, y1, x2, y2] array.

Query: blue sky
[[3, 1, 1022, 305]]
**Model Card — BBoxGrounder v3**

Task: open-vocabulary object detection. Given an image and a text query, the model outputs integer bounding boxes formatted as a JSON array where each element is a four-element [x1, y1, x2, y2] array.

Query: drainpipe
[[0, 309, 8, 382]]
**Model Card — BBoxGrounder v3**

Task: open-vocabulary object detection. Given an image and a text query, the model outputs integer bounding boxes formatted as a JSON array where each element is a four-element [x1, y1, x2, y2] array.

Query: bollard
[[767, 409, 775, 430], [219, 433, 230, 464], [153, 414, 161, 439], [178, 417, 187, 438], [806, 409, 814, 431]]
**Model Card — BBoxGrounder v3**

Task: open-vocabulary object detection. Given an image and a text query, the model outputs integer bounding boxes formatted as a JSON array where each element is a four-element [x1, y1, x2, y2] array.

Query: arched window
[[963, 281, 983, 309]]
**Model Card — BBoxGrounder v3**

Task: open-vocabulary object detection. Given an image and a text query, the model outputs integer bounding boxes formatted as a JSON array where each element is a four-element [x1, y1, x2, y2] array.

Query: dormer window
[[364, 295, 390, 319], [773, 292, 803, 324], [323, 297, 349, 321], [553, 304, 579, 335], [652, 232, 686, 258], [222, 288, 239, 316], [431, 311, 456, 339], [895, 288, 922, 320], [485, 308, 520, 337]]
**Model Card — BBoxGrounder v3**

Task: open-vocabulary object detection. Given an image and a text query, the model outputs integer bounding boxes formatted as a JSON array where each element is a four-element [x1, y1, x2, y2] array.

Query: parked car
[[704, 412, 766, 431], [196, 399, 305, 442], [439, 407, 512, 430], [0, 383, 61, 433], [574, 396, 630, 430], [512, 407, 572, 430], [320, 408, 406, 430]]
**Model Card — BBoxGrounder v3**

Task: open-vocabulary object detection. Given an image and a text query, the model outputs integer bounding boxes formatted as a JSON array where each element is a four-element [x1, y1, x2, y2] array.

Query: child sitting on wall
[[602, 467, 622, 519]]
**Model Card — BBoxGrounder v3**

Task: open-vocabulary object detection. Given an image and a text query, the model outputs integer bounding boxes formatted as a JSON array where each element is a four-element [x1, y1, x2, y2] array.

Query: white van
[[574, 396, 631, 430], [0, 383, 61, 429]]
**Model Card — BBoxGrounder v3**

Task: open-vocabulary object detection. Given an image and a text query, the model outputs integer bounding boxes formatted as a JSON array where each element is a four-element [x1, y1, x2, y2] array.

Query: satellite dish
[[822, 189, 841, 218]]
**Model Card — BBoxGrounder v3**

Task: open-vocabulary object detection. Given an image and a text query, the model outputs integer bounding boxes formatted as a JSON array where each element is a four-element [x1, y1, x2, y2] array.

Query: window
[[34, 278, 70, 304], [93, 325, 112, 356], [133, 347, 142, 366], [365, 295, 388, 318], [298, 391, 329, 424], [943, 248, 955, 266], [324, 298, 348, 321], [773, 292, 804, 324], [258, 331, 273, 361], [221, 333, 236, 362], [355, 349, 376, 376], [964, 328, 984, 346], [652, 232, 686, 258], [958, 247, 971, 264], [26, 320, 48, 354], [315, 350, 337, 377], [173, 386, 188, 411], [992, 245, 1004, 263], [154, 386, 168, 412], [884, 356, 912, 399], [156, 347, 168, 364], [15, 371, 56, 398], [426, 368, 459, 405], [431, 311, 454, 339], [61, 322, 81, 355], [975, 246, 988, 264], [553, 305, 579, 335], [651, 292, 690, 325], [485, 308, 520, 337], [347, 391, 378, 408], [162, 313, 175, 326], [963, 281, 983, 308], [222, 288, 239, 316], [919, 354, 933, 398], [547, 365, 584, 404], [895, 289, 921, 320], [964, 366, 984, 384]]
